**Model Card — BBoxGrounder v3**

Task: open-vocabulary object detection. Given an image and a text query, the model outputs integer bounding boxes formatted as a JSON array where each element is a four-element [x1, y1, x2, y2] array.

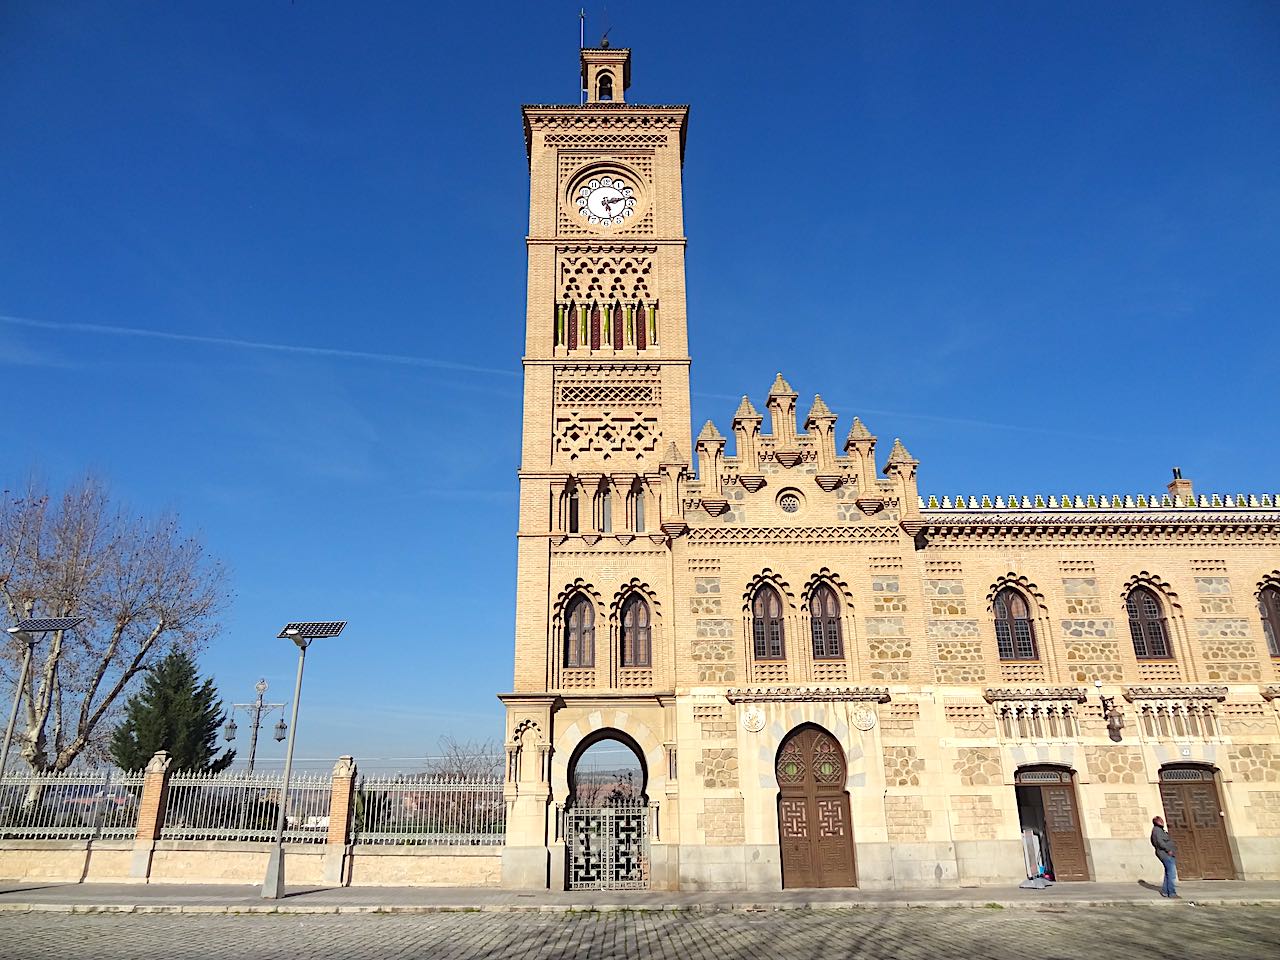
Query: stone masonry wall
[[884, 795, 931, 842], [951, 795, 1001, 841], [701, 797, 745, 844], [1099, 792, 1146, 838], [1085, 746, 1146, 784]]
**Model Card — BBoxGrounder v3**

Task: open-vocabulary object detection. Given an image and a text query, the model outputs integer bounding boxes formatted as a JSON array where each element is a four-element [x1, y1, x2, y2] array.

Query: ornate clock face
[[575, 176, 636, 227]]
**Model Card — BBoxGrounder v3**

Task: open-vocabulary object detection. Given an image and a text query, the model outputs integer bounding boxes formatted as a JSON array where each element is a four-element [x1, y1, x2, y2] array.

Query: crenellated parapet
[[676, 373, 919, 535]]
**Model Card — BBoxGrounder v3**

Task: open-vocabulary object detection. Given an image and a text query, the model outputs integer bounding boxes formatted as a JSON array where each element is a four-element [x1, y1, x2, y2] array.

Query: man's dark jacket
[[1151, 824, 1177, 857]]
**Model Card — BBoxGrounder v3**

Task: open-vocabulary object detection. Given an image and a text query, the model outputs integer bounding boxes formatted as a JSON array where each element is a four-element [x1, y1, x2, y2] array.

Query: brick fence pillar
[[129, 750, 172, 880], [323, 756, 357, 885]]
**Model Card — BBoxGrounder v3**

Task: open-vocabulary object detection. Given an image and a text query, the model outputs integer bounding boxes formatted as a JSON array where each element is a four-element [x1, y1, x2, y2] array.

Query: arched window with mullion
[[752, 585, 785, 660], [564, 595, 595, 668], [1258, 585, 1280, 658], [620, 594, 651, 668], [993, 587, 1038, 660], [1126, 586, 1171, 659], [809, 583, 843, 659]]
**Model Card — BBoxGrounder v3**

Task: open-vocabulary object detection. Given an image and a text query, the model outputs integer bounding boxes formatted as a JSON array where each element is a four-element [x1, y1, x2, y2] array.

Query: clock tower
[[499, 45, 690, 888]]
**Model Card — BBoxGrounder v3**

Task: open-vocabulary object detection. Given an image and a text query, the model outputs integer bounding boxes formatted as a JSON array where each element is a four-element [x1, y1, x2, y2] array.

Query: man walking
[[1150, 815, 1178, 898]]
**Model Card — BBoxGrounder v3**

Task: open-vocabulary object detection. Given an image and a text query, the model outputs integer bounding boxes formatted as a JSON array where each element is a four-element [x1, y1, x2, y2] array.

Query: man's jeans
[[1157, 852, 1177, 897]]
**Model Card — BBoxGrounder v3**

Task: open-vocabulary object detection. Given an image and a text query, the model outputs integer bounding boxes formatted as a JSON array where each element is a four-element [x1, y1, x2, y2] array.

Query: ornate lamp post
[[224, 679, 288, 772], [261, 620, 346, 900], [1, 618, 84, 775]]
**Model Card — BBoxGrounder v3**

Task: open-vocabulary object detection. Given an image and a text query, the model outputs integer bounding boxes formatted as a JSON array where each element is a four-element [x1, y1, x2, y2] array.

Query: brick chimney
[[1167, 467, 1194, 504]]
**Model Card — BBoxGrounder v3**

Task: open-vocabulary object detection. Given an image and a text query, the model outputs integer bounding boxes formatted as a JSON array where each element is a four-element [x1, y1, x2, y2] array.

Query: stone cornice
[[983, 687, 1087, 703], [523, 105, 690, 162], [918, 511, 1280, 542], [1122, 685, 1228, 702], [724, 686, 890, 704]]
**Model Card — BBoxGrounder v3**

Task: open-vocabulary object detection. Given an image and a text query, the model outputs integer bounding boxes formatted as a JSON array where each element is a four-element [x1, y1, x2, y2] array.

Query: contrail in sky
[[0, 313, 518, 378]]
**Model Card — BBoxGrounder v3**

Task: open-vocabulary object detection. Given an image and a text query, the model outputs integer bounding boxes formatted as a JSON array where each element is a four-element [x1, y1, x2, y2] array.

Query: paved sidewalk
[[0, 878, 1277, 914]]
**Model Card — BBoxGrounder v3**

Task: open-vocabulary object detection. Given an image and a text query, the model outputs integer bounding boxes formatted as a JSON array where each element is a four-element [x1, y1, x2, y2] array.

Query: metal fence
[[160, 770, 332, 844], [0, 768, 144, 840], [353, 775, 505, 846]]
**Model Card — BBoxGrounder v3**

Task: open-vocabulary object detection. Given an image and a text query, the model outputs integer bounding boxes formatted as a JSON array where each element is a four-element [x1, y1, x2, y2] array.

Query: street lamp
[[1, 618, 85, 776], [224, 678, 288, 772], [261, 620, 346, 900], [1094, 679, 1125, 742]]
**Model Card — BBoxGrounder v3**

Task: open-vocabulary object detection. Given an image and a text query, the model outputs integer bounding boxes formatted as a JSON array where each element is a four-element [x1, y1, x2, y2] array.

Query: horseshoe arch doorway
[[776, 724, 856, 888]]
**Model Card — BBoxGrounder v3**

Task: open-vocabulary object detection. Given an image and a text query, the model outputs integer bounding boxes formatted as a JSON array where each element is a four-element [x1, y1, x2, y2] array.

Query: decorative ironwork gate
[[566, 803, 649, 890]]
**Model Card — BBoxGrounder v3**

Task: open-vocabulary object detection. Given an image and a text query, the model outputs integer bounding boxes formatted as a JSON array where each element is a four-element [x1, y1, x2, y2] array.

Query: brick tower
[[499, 46, 691, 886]]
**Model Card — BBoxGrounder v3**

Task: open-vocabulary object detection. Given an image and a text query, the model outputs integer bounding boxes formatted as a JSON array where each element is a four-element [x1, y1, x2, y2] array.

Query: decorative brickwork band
[[983, 687, 1088, 703], [724, 686, 890, 704], [1123, 685, 1228, 702]]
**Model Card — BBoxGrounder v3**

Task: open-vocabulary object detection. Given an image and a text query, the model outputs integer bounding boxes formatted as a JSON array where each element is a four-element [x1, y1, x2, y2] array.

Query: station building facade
[[498, 46, 1280, 891]]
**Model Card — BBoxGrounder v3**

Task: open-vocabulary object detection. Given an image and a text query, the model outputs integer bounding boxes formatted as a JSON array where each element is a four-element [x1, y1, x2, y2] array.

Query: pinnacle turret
[[733, 395, 761, 422], [847, 417, 873, 442], [885, 438, 916, 467], [768, 372, 796, 397], [697, 419, 725, 442]]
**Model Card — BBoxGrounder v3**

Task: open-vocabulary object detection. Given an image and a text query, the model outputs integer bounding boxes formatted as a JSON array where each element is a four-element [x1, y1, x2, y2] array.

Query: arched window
[[993, 587, 1037, 660], [809, 583, 843, 659], [598, 488, 612, 533], [752, 585, 785, 660], [598, 72, 614, 101], [620, 595, 651, 667], [564, 595, 594, 668], [1258, 585, 1280, 657], [1126, 586, 1171, 659], [631, 482, 646, 532], [567, 485, 580, 533]]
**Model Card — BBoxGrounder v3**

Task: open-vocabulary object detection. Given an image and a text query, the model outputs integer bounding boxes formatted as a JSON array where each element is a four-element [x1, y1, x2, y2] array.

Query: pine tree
[[109, 650, 235, 772]]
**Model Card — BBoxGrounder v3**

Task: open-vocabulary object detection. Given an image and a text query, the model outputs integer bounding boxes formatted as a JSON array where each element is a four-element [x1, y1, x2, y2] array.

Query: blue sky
[[2, 2, 1277, 769]]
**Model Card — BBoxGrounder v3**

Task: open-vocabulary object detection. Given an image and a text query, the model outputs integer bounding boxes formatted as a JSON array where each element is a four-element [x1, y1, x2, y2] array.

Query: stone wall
[[884, 796, 931, 842], [1098, 792, 1145, 838], [951, 795, 1001, 841], [701, 798, 745, 844]]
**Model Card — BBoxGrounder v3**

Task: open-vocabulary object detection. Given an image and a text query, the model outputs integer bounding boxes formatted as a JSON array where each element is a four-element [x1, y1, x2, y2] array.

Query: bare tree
[[426, 735, 502, 780], [0, 475, 228, 772]]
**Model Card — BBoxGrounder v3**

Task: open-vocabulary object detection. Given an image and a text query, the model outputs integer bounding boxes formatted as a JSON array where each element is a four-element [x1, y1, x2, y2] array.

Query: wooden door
[[776, 727, 856, 888], [1160, 768, 1235, 880], [1040, 782, 1089, 881], [1015, 767, 1090, 881]]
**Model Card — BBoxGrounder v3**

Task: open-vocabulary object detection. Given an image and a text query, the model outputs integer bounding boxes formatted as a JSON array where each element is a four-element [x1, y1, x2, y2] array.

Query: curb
[[1, 897, 1277, 916]]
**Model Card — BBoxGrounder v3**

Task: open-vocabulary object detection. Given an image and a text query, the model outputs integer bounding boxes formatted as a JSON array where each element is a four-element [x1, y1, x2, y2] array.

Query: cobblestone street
[[0, 905, 1275, 960]]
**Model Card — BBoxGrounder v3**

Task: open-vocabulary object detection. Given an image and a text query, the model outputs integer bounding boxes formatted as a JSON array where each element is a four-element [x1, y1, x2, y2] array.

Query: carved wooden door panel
[[1161, 775, 1235, 880], [1041, 783, 1089, 881], [776, 727, 856, 888]]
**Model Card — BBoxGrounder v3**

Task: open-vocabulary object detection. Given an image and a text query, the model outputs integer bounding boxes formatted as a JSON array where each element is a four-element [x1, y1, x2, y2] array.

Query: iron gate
[[566, 803, 649, 890]]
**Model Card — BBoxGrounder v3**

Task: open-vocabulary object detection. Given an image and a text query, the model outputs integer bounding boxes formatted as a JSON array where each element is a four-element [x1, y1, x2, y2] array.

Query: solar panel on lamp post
[[1, 618, 85, 777], [261, 620, 346, 900]]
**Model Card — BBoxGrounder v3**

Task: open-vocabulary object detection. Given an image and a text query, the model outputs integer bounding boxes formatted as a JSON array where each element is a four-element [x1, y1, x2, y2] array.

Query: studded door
[[1160, 768, 1235, 880], [776, 727, 856, 888]]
